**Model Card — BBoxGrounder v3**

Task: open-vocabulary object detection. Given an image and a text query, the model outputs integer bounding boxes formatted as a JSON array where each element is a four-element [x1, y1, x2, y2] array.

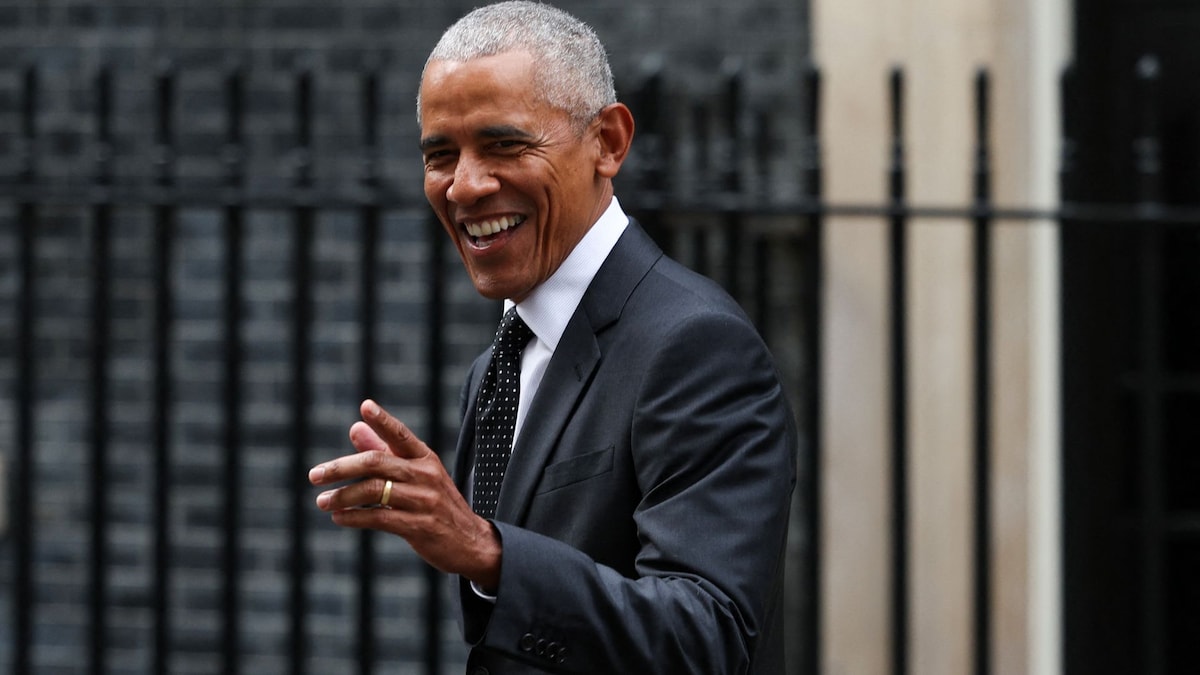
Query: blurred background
[[0, 0, 1197, 674]]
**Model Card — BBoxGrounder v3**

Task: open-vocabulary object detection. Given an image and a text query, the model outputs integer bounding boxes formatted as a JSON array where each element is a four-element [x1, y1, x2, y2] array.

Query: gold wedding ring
[[380, 479, 393, 508]]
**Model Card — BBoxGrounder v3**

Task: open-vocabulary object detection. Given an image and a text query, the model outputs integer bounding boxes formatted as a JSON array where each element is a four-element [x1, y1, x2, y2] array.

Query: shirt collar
[[506, 196, 629, 350]]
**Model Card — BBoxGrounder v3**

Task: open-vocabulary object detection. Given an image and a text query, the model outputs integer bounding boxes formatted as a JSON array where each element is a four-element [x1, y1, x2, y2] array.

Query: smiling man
[[309, 3, 798, 673], [417, 44, 628, 304]]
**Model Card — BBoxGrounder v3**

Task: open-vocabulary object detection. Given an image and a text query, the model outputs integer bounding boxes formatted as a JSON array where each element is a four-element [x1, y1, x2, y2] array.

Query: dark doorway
[[1063, 1, 1200, 674]]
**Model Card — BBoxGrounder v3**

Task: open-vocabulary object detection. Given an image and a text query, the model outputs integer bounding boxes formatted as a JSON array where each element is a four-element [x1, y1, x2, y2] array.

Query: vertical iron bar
[[220, 202, 245, 675], [224, 68, 246, 188], [634, 65, 667, 248], [1055, 63, 1081, 675], [19, 65, 37, 182], [1058, 65, 1078, 204], [89, 65, 114, 675], [799, 61, 824, 675], [220, 67, 247, 675], [691, 103, 710, 276], [1133, 56, 1164, 209], [721, 67, 743, 299], [12, 63, 38, 675], [424, 214, 447, 675], [290, 206, 315, 675], [971, 68, 993, 675], [289, 70, 315, 675], [1137, 227, 1166, 675], [1132, 53, 1166, 675], [151, 65, 176, 675], [752, 236, 770, 334], [357, 68, 380, 675], [750, 108, 772, 331], [887, 66, 909, 675]]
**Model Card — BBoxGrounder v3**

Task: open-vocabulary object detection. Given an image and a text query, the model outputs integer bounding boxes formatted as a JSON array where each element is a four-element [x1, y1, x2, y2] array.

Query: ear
[[593, 103, 635, 179]]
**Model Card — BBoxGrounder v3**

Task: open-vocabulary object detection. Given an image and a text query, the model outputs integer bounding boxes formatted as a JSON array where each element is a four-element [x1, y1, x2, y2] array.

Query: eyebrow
[[419, 125, 536, 152]]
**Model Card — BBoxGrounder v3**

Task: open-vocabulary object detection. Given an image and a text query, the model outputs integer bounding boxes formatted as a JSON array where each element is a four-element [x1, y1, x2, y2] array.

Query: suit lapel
[[494, 314, 600, 523], [453, 355, 489, 494], [493, 221, 663, 524]]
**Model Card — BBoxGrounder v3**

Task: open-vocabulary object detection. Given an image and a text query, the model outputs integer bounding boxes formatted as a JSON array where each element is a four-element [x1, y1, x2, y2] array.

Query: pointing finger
[[360, 399, 432, 460]]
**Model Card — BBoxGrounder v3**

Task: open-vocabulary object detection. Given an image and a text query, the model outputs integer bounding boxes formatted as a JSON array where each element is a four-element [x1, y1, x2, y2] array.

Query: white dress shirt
[[470, 196, 628, 600], [506, 196, 629, 446]]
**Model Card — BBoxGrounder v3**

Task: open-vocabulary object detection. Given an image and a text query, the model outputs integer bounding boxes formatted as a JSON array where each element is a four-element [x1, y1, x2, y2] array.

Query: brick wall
[[0, 1, 809, 673]]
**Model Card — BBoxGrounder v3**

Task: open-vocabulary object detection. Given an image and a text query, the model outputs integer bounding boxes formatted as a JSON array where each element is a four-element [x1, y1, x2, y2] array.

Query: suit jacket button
[[554, 645, 568, 664], [519, 633, 537, 652]]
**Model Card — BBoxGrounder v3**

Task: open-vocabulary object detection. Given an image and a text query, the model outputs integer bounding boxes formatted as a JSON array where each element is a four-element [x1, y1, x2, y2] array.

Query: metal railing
[[1, 55, 1193, 675]]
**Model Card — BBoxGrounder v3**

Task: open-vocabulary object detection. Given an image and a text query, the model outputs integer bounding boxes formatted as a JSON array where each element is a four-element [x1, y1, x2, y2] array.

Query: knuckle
[[401, 459, 432, 482], [411, 490, 438, 512], [370, 478, 388, 504], [322, 461, 341, 479], [392, 419, 412, 442], [361, 450, 387, 469]]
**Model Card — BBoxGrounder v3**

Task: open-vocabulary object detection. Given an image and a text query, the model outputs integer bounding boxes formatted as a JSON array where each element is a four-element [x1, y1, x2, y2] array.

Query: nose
[[446, 154, 499, 206]]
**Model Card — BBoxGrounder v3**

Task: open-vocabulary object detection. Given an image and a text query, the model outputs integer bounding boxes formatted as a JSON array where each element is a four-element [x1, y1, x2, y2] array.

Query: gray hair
[[418, 1, 616, 128]]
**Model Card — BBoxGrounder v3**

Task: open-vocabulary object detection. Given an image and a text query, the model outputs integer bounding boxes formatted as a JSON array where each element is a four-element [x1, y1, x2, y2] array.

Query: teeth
[[465, 215, 523, 238]]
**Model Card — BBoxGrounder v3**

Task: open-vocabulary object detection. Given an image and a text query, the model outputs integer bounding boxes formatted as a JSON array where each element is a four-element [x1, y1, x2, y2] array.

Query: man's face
[[419, 50, 609, 303]]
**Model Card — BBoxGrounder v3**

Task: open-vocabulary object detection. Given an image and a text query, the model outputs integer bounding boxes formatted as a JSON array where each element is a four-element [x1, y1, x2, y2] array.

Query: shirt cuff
[[469, 580, 498, 603]]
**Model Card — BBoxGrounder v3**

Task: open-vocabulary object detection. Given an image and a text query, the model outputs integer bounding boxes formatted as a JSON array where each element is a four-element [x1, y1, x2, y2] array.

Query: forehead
[[422, 51, 537, 97], [419, 52, 547, 133]]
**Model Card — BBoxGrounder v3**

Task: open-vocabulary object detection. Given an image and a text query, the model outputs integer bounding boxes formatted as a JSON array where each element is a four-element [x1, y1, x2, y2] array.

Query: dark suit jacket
[[452, 219, 798, 674]]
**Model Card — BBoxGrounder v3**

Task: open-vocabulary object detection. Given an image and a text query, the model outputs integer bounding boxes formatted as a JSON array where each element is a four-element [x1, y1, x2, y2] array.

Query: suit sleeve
[[465, 310, 798, 673]]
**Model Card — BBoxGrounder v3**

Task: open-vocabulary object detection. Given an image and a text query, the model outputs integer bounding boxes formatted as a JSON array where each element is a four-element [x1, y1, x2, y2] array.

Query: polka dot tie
[[472, 307, 534, 520]]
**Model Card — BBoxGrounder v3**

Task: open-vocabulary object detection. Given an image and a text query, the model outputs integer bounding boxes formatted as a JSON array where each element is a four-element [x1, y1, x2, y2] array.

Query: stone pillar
[[813, 0, 1068, 673]]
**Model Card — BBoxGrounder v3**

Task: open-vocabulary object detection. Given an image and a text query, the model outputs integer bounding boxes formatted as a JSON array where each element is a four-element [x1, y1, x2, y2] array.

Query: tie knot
[[494, 307, 534, 355]]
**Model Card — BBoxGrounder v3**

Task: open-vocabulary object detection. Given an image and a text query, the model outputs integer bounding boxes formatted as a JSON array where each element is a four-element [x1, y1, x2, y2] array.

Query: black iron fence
[[3, 66, 467, 675], [1, 56, 1193, 674]]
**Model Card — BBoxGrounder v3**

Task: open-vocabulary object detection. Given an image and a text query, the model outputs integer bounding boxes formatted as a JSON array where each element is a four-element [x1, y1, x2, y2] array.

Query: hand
[[309, 399, 501, 588]]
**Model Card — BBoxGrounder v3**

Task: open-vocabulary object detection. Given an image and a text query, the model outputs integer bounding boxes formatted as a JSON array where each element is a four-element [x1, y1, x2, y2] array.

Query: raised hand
[[309, 399, 501, 587]]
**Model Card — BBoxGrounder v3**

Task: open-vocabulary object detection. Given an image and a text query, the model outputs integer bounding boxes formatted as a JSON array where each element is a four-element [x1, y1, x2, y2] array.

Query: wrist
[[468, 519, 503, 593]]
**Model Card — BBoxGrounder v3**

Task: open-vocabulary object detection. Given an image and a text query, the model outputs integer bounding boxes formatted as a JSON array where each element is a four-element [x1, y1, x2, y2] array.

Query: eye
[[492, 139, 527, 153], [423, 149, 455, 167]]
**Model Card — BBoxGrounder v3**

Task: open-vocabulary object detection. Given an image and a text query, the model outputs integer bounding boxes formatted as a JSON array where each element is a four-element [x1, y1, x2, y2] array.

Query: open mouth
[[463, 215, 525, 246]]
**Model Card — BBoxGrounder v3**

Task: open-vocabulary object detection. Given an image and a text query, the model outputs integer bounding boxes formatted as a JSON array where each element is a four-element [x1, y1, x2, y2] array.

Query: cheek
[[423, 174, 445, 205], [424, 178, 460, 245]]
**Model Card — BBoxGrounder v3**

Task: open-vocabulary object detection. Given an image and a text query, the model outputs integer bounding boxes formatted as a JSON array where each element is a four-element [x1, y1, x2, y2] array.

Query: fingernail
[[365, 400, 380, 418], [316, 492, 330, 509], [309, 466, 325, 482]]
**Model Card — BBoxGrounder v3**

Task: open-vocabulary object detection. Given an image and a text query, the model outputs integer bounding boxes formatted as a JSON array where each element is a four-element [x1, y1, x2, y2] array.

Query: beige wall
[[814, 0, 1068, 673]]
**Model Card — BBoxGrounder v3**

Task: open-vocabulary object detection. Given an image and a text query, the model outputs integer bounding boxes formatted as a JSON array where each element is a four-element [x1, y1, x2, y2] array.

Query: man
[[309, 2, 797, 672]]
